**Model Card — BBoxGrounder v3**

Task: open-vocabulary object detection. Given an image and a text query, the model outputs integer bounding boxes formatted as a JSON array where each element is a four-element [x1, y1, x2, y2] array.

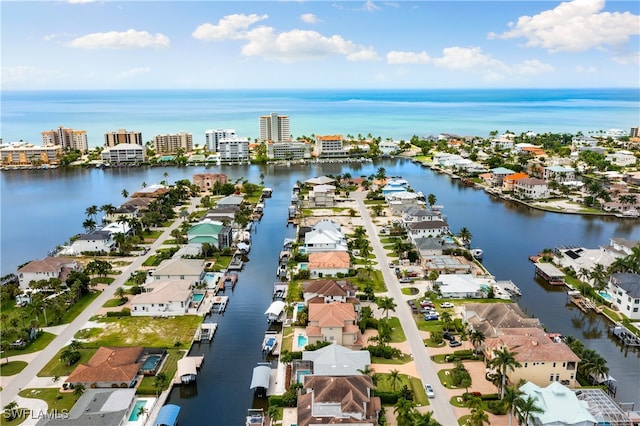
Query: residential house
[[69, 231, 114, 255], [131, 184, 169, 199], [572, 135, 599, 148], [607, 238, 639, 257], [304, 176, 336, 188], [514, 178, 550, 200], [519, 382, 597, 426], [306, 302, 364, 349], [65, 346, 144, 388], [502, 172, 529, 192], [381, 178, 409, 196], [296, 375, 380, 426], [308, 184, 336, 207], [554, 246, 618, 278], [131, 279, 194, 317], [490, 136, 515, 150], [485, 328, 580, 388], [606, 150, 637, 167], [306, 252, 351, 278], [101, 143, 146, 164], [187, 219, 230, 249], [300, 342, 371, 376], [406, 220, 449, 241], [386, 191, 423, 215], [152, 258, 204, 282], [422, 255, 472, 274], [17, 256, 80, 290], [464, 303, 542, 338], [379, 140, 399, 155], [607, 273, 640, 320], [414, 237, 455, 258], [303, 279, 358, 306], [436, 274, 489, 299], [543, 165, 575, 182], [203, 206, 237, 224], [192, 173, 228, 192], [575, 388, 635, 426], [215, 194, 244, 209], [489, 167, 516, 187], [302, 220, 348, 254], [314, 135, 349, 158]]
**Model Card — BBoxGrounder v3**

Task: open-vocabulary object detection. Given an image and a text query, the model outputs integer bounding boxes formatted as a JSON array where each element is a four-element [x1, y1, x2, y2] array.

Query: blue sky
[[2, 0, 639, 89]]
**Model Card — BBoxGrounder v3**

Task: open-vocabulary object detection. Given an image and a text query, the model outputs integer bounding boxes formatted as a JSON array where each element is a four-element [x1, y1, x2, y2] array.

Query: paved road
[[0, 197, 200, 408], [352, 192, 458, 425]]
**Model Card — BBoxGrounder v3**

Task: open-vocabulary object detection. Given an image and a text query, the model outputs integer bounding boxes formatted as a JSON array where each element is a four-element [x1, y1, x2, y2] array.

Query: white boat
[[471, 248, 483, 260], [246, 409, 265, 426], [262, 335, 277, 354], [265, 301, 286, 323]]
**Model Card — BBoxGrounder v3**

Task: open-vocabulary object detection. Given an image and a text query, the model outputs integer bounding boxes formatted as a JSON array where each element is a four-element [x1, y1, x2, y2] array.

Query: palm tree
[[502, 385, 524, 426], [589, 263, 608, 291], [153, 372, 168, 396], [393, 397, 415, 426], [470, 329, 485, 354], [122, 188, 129, 199], [440, 311, 453, 332], [82, 218, 97, 233], [488, 347, 522, 399], [73, 383, 85, 400], [85, 205, 98, 219], [388, 369, 401, 391], [427, 193, 437, 208], [516, 395, 544, 425], [457, 227, 472, 247], [469, 407, 489, 426], [114, 287, 127, 302], [411, 410, 441, 426], [375, 296, 397, 319], [267, 405, 280, 426]]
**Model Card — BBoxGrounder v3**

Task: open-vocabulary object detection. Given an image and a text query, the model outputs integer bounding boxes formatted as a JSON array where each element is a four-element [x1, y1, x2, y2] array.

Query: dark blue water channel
[[2, 159, 639, 420]]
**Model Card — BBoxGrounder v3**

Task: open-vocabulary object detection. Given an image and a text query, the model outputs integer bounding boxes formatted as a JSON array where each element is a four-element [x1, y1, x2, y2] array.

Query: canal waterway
[[1, 159, 639, 420]]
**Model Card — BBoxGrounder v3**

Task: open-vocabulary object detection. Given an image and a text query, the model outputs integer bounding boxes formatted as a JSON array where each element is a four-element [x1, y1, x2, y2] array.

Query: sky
[[1, 0, 639, 90]]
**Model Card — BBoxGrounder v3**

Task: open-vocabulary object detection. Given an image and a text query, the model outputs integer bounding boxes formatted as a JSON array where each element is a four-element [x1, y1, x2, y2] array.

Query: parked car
[[420, 306, 435, 314], [424, 384, 435, 398], [408, 299, 415, 307], [424, 313, 439, 321], [442, 331, 454, 341], [421, 300, 434, 308], [399, 277, 413, 283], [440, 302, 455, 308], [389, 262, 394, 268], [449, 340, 462, 347]]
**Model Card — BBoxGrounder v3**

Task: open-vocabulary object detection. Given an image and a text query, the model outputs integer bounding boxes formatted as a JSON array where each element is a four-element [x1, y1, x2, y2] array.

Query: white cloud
[[433, 46, 506, 71], [511, 59, 555, 75], [300, 13, 319, 24], [576, 64, 597, 73], [67, 29, 170, 49], [192, 14, 268, 41], [241, 27, 379, 62], [611, 51, 640, 65], [386, 50, 431, 64], [489, 0, 640, 53], [363, 1, 380, 11], [114, 67, 152, 80], [1, 66, 60, 83]]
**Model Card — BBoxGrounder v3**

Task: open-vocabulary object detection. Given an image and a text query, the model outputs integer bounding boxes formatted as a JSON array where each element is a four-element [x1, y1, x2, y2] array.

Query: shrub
[[269, 395, 284, 407], [487, 400, 508, 415], [480, 393, 499, 401], [376, 391, 400, 405]]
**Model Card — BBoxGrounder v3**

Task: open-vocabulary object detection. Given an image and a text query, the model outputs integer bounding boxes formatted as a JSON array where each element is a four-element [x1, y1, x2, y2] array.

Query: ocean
[[2, 88, 638, 147]]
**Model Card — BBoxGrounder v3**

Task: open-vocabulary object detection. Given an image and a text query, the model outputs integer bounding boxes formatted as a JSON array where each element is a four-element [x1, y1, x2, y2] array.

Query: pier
[[210, 295, 229, 313], [609, 323, 640, 348], [534, 262, 566, 286], [194, 323, 218, 342]]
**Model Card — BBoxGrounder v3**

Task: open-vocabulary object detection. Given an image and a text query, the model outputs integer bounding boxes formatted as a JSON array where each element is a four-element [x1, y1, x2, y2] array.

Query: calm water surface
[[1, 160, 639, 422]]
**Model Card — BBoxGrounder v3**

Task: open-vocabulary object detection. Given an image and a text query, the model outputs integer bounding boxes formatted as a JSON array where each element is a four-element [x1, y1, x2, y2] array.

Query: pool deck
[[124, 397, 157, 426]]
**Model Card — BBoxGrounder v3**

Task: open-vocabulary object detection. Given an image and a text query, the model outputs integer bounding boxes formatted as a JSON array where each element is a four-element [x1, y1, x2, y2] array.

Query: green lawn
[[102, 298, 127, 308], [3, 332, 56, 358], [0, 361, 28, 376], [387, 317, 406, 343], [0, 409, 28, 426], [376, 372, 429, 406], [38, 348, 99, 377], [86, 316, 202, 347], [142, 255, 158, 266], [73, 327, 103, 340], [137, 349, 185, 395], [90, 277, 115, 285], [60, 292, 101, 324], [352, 270, 386, 292], [19, 387, 77, 412], [371, 354, 412, 365], [211, 255, 232, 271]]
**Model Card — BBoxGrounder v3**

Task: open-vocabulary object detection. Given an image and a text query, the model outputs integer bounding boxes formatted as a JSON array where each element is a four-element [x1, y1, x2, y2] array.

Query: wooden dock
[[570, 295, 596, 313], [610, 324, 640, 348], [211, 296, 229, 314], [194, 323, 218, 342]]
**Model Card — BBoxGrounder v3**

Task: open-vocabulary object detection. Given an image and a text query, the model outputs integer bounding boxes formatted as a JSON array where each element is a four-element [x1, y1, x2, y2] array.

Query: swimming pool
[[128, 400, 147, 421], [141, 355, 161, 372], [297, 302, 305, 312], [299, 263, 308, 270], [192, 293, 204, 303], [296, 369, 311, 383], [297, 334, 308, 348], [598, 291, 613, 301]]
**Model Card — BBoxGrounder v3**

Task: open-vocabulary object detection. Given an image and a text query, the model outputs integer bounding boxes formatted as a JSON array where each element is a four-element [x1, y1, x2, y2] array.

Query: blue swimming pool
[[297, 302, 305, 312], [598, 291, 613, 301], [142, 355, 161, 371], [128, 400, 147, 421], [297, 334, 308, 348], [296, 369, 311, 383], [192, 293, 204, 302], [299, 263, 308, 270]]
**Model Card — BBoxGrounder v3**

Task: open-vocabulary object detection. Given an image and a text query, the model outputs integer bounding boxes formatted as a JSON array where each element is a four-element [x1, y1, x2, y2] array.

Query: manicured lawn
[[19, 387, 77, 412], [352, 270, 386, 292], [211, 255, 232, 271], [38, 348, 99, 377], [0, 409, 29, 426], [102, 298, 127, 308], [376, 372, 429, 406], [3, 332, 56, 358], [387, 317, 406, 343], [73, 327, 103, 340], [281, 326, 294, 353], [0, 361, 28, 376], [142, 255, 158, 266], [371, 354, 412, 365], [90, 276, 115, 285], [137, 349, 185, 395], [424, 339, 446, 349], [86, 316, 202, 347], [60, 292, 101, 324]]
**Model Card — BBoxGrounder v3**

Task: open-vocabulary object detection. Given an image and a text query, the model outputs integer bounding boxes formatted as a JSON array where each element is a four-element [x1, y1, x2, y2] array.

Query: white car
[[424, 384, 435, 398], [440, 302, 455, 308]]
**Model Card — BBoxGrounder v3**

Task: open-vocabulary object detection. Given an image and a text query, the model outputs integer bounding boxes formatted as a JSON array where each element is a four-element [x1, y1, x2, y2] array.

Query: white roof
[[249, 365, 271, 390], [265, 301, 286, 316], [177, 356, 202, 378], [520, 381, 597, 424]]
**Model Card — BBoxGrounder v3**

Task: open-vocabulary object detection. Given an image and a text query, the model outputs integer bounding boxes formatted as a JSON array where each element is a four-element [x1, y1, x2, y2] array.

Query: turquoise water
[[299, 263, 308, 270], [128, 400, 147, 421], [2, 89, 637, 150], [296, 369, 311, 383], [297, 303, 305, 312], [141, 355, 161, 371], [297, 334, 308, 348], [192, 293, 204, 302], [203, 272, 216, 285], [598, 291, 613, 301]]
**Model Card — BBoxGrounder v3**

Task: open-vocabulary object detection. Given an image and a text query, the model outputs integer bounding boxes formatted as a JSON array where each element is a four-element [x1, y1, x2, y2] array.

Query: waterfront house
[[379, 140, 399, 155], [296, 375, 380, 426], [314, 135, 349, 158], [463, 303, 541, 338], [303, 279, 358, 305], [0, 142, 63, 167], [17, 256, 80, 290], [306, 302, 364, 350], [422, 255, 472, 274], [502, 172, 529, 192], [302, 220, 348, 254], [39, 388, 137, 426], [414, 237, 455, 258], [65, 346, 144, 389], [308, 184, 336, 207], [608, 238, 639, 257], [69, 230, 114, 255], [519, 381, 597, 426], [215, 194, 244, 209], [435, 274, 488, 299], [130, 279, 194, 316], [405, 219, 449, 241], [101, 143, 146, 164], [514, 177, 550, 200], [402, 206, 443, 224], [542, 165, 575, 182], [381, 179, 409, 196], [300, 342, 371, 376], [306, 252, 351, 278], [489, 167, 516, 187], [386, 191, 423, 215], [192, 173, 228, 192], [554, 246, 618, 278], [203, 206, 238, 223], [131, 184, 170, 198], [187, 219, 227, 249], [152, 258, 204, 282], [484, 327, 580, 388], [607, 273, 640, 320], [304, 175, 336, 187]]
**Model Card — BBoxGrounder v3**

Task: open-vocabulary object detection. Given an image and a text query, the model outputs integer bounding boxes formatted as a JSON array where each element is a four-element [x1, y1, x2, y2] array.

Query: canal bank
[[2, 159, 639, 419]]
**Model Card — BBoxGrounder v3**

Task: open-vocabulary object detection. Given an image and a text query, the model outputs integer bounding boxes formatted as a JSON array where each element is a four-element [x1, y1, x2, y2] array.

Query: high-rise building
[[41, 126, 88, 153], [218, 138, 249, 162], [205, 129, 236, 152], [630, 127, 639, 138], [104, 129, 143, 147], [267, 141, 311, 160], [101, 143, 146, 164], [259, 113, 290, 143], [0, 142, 63, 166], [153, 131, 193, 154]]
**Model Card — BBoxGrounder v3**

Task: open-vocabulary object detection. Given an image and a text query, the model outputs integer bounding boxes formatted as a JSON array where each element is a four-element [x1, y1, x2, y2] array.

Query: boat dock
[[210, 296, 229, 313], [194, 323, 217, 342], [495, 280, 522, 296], [534, 262, 566, 286], [262, 331, 279, 356], [273, 283, 288, 301], [224, 272, 238, 289], [609, 323, 640, 348], [228, 253, 244, 270]]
